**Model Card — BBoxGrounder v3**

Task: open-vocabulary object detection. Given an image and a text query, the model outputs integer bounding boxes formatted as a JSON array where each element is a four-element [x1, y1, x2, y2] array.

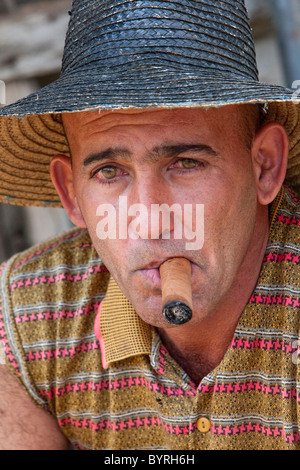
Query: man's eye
[[180, 158, 198, 169], [169, 158, 204, 173], [97, 166, 117, 179]]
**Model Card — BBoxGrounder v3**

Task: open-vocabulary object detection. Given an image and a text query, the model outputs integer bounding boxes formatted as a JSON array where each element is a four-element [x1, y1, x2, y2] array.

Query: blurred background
[[0, 0, 300, 262]]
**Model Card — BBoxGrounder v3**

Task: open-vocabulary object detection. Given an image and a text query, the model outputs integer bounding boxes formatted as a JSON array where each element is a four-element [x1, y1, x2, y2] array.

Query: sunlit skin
[[51, 106, 288, 383]]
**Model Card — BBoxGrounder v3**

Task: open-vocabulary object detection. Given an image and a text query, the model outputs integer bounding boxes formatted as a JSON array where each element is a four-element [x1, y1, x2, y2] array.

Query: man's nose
[[126, 174, 176, 241]]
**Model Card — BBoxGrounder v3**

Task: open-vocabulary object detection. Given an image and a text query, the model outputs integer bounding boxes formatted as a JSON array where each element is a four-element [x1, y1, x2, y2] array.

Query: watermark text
[[96, 197, 204, 250], [292, 80, 300, 104]]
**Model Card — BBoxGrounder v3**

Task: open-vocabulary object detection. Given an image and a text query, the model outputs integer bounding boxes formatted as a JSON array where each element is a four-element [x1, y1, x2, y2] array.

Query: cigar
[[159, 258, 193, 325]]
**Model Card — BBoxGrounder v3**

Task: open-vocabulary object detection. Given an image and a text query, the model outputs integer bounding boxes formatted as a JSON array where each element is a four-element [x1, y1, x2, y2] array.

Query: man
[[0, 0, 299, 450]]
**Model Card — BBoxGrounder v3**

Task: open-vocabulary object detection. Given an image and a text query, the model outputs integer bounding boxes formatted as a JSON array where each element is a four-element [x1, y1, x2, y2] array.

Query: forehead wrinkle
[[64, 108, 194, 140]]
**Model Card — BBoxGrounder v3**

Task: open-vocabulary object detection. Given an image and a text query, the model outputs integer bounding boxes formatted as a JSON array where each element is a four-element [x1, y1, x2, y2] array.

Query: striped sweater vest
[[0, 186, 299, 450]]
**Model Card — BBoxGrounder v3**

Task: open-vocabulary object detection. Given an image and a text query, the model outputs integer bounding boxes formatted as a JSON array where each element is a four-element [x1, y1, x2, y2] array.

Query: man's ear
[[251, 122, 289, 205], [50, 155, 86, 228]]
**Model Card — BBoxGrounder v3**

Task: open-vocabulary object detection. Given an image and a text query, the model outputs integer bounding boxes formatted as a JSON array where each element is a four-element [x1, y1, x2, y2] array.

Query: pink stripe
[[10, 265, 108, 291], [249, 293, 300, 308], [58, 415, 191, 435], [277, 214, 300, 226], [94, 301, 108, 369], [26, 340, 100, 362], [39, 375, 196, 400], [264, 252, 300, 264], [15, 301, 101, 324], [199, 380, 300, 401], [211, 422, 300, 443], [231, 336, 295, 354], [75, 243, 94, 249]]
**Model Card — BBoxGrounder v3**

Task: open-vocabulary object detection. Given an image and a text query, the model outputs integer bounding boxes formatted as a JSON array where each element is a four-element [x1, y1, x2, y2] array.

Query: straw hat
[[0, 0, 299, 207]]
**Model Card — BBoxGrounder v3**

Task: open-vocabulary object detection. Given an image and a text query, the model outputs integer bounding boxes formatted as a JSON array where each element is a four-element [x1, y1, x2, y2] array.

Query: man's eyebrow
[[83, 148, 132, 166], [83, 143, 218, 167], [150, 143, 218, 160]]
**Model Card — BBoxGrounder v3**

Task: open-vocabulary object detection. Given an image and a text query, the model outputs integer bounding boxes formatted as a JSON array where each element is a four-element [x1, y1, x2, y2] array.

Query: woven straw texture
[[0, 0, 299, 206]]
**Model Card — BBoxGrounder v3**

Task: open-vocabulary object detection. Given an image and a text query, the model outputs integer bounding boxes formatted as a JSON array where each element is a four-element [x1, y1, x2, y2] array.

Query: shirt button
[[196, 417, 211, 433]]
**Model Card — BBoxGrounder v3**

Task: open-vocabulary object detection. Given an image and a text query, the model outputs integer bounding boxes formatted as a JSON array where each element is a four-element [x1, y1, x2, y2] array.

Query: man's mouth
[[139, 267, 162, 288], [137, 257, 196, 289]]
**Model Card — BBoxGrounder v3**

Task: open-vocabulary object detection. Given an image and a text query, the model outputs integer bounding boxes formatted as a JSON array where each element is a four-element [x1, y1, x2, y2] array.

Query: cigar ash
[[163, 300, 192, 325]]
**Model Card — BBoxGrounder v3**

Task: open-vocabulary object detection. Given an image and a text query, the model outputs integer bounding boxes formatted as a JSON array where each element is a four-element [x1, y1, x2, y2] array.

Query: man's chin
[[129, 294, 167, 327]]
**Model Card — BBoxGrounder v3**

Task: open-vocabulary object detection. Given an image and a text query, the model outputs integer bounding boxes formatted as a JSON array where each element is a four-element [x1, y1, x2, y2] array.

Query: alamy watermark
[[0, 80, 6, 107], [95, 197, 204, 250], [292, 80, 300, 103]]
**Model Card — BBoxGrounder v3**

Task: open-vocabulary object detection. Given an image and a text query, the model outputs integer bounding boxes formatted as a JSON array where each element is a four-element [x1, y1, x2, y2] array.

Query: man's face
[[62, 106, 260, 328]]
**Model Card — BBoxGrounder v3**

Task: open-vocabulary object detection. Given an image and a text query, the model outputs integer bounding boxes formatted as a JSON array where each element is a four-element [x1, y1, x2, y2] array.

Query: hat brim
[[0, 68, 299, 207], [0, 68, 298, 116]]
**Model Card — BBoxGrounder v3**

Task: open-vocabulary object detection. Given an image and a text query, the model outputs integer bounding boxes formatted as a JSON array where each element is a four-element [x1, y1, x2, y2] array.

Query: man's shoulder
[[0, 227, 109, 299]]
